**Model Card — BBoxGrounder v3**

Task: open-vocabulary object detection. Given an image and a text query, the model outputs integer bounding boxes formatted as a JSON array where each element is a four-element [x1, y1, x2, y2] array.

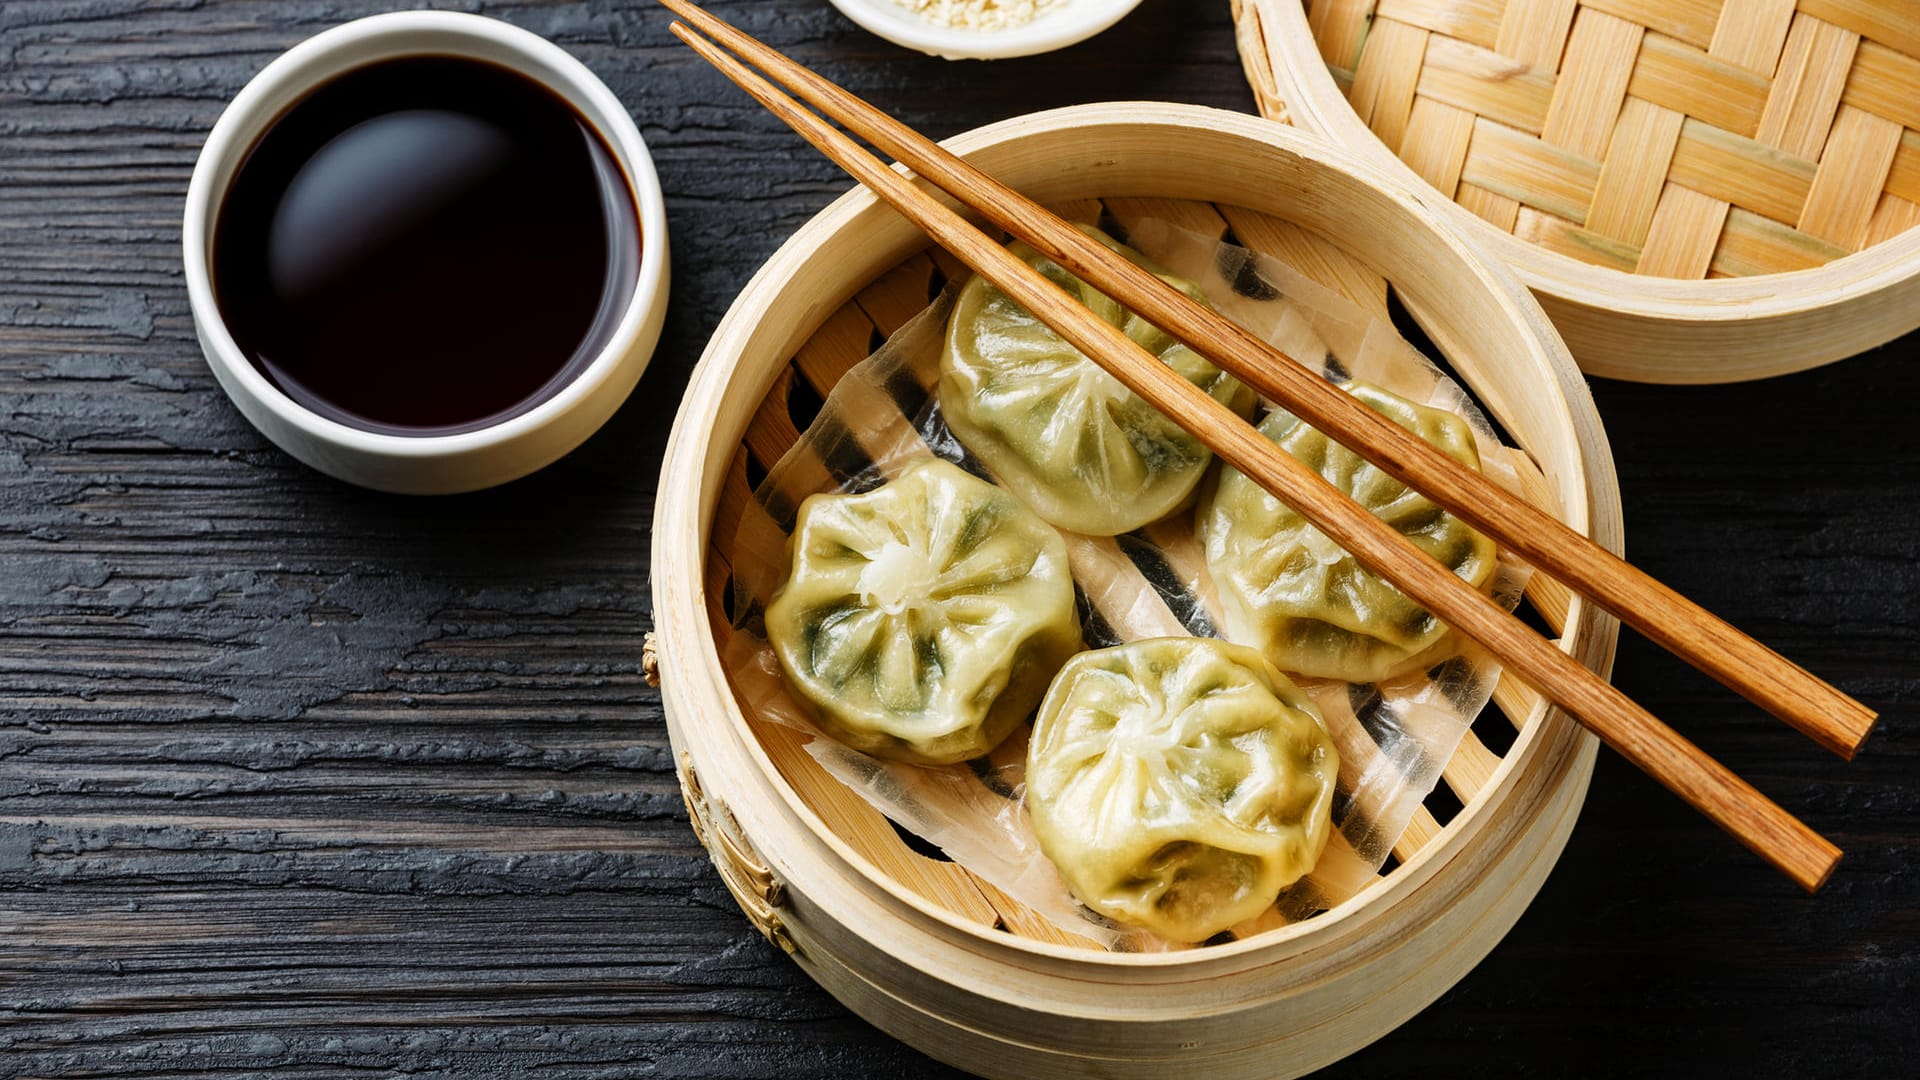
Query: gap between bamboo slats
[[703, 197, 1584, 950]]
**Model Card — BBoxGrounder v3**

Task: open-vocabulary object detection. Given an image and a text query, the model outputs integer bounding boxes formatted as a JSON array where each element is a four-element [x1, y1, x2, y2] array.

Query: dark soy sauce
[[213, 56, 640, 435]]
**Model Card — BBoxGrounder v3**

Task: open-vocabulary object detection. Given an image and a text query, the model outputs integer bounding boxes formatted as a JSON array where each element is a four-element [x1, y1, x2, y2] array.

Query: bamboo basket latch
[[678, 752, 796, 956], [642, 631, 661, 688]]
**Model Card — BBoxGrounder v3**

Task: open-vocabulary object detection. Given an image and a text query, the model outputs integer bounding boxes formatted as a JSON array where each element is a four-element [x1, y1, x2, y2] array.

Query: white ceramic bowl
[[827, 0, 1144, 60], [183, 11, 670, 494]]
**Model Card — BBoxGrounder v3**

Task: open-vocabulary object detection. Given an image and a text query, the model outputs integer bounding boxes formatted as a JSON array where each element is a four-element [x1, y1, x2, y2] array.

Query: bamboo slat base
[[702, 201, 1573, 935]]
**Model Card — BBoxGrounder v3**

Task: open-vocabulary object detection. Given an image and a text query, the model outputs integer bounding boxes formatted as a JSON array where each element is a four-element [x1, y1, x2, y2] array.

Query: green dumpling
[[1199, 381, 1499, 684], [939, 225, 1257, 536], [764, 458, 1082, 765], [1027, 637, 1339, 943]]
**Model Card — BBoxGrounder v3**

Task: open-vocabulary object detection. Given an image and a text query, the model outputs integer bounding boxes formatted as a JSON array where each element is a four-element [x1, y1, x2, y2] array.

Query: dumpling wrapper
[[939, 225, 1257, 536], [1199, 381, 1499, 684], [765, 458, 1082, 765], [1028, 637, 1339, 943]]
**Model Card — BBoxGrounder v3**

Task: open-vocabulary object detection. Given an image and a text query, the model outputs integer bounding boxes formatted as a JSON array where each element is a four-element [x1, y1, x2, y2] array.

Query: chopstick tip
[[657, 0, 702, 27], [1843, 707, 1880, 761], [670, 21, 725, 63], [1816, 699, 1879, 761], [1804, 847, 1841, 894]]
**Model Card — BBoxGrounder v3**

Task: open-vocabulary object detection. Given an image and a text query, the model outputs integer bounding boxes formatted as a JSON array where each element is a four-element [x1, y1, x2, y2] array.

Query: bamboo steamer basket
[[649, 103, 1624, 1078], [1233, 0, 1920, 383]]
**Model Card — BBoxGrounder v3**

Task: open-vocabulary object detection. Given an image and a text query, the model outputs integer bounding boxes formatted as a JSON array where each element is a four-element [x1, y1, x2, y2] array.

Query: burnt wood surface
[[0, 1, 1912, 1076]]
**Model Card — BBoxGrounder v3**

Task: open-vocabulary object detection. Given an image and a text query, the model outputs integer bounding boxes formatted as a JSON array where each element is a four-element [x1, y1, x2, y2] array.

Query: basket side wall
[[652, 103, 1624, 1078]]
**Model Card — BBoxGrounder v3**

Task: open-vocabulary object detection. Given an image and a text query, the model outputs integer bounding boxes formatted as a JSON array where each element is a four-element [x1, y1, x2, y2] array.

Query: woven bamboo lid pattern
[[1234, 0, 1920, 382], [1301, 0, 1919, 278]]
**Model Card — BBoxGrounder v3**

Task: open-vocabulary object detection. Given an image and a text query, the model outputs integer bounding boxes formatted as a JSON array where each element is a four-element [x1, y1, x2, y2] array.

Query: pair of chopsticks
[[659, 0, 1870, 891]]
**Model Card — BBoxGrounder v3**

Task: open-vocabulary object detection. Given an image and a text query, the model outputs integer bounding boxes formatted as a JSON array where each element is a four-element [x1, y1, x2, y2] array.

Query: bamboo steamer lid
[[1234, 0, 1920, 382], [651, 104, 1625, 1078]]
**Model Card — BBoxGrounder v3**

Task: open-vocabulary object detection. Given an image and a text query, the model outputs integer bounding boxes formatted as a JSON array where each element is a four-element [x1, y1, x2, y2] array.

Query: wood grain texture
[[0, 1, 1913, 1077]]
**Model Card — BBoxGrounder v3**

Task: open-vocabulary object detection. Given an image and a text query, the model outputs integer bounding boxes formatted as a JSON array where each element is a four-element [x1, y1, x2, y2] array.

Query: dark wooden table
[[2, 1, 1912, 1075]]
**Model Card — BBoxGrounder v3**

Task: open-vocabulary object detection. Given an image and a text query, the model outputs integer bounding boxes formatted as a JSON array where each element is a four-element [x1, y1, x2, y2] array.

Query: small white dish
[[826, 0, 1144, 60], [182, 11, 670, 495]]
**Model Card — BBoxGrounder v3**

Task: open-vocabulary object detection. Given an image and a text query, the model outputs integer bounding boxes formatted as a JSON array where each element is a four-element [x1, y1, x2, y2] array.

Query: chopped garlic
[[889, 0, 1066, 32]]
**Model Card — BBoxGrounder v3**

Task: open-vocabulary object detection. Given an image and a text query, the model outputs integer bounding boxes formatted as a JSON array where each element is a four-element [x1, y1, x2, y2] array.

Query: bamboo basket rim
[[1241, 0, 1920, 320], [659, 101, 1612, 967]]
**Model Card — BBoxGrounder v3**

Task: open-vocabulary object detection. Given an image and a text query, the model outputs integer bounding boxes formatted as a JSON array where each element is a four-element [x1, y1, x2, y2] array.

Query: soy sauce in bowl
[[213, 55, 641, 436]]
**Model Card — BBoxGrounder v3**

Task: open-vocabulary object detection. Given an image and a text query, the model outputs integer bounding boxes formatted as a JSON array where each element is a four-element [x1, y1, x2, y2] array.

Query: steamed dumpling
[[939, 225, 1257, 536], [1027, 637, 1338, 942], [1199, 381, 1498, 684], [764, 458, 1082, 765]]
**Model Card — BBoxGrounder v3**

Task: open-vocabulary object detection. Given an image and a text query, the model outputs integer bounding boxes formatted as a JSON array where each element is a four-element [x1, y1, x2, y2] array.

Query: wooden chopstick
[[660, 17, 1842, 891], [657, 0, 1875, 765]]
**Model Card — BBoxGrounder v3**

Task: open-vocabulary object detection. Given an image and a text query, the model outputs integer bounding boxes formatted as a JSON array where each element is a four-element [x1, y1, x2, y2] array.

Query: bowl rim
[[825, 0, 1146, 60], [655, 101, 1617, 968], [180, 10, 671, 464]]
